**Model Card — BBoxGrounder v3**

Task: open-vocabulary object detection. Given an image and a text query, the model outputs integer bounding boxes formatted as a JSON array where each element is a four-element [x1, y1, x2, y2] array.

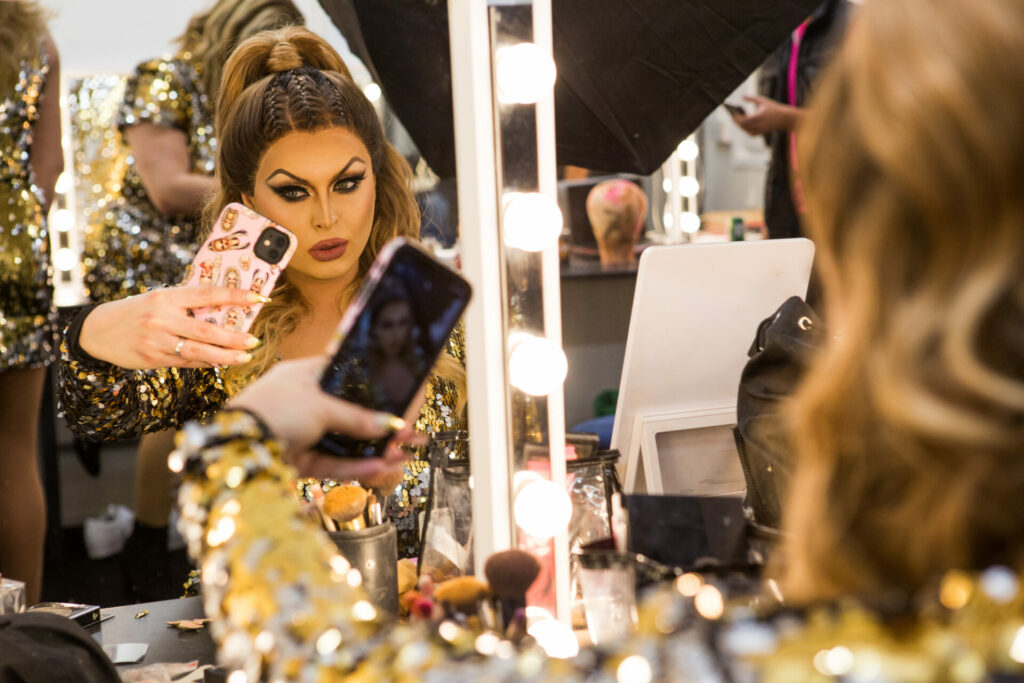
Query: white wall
[[44, 0, 368, 80]]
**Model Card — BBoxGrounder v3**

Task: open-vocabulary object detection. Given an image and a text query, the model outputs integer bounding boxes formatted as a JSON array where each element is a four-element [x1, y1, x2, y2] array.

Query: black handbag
[[0, 611, 119, 682], [733, 296, 825, 530]]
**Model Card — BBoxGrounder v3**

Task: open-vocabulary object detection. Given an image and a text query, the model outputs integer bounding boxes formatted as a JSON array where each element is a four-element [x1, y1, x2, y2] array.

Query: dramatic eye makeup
[[265, 158, 367, 202]]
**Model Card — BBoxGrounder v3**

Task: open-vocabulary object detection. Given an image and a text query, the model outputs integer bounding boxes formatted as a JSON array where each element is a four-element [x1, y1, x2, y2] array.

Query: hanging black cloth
[[318, 0, 823, 178]]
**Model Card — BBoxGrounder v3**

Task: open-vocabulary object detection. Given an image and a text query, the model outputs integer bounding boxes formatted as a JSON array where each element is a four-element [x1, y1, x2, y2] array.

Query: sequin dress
[[81, 54, 216, 302], [0, 44, 56, 370], [58, 318, 466, 557]]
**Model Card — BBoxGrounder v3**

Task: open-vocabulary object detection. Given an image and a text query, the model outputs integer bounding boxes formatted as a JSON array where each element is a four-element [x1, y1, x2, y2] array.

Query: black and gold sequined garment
[[0, 42, 56, 370], [80, 54, 215, 303], [59, 317, 467, 558]]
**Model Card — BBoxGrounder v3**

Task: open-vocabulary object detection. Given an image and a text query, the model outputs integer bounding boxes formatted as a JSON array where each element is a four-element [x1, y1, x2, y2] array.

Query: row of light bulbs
[[491, 36, 575, 649], [662, 136, 702, 236]]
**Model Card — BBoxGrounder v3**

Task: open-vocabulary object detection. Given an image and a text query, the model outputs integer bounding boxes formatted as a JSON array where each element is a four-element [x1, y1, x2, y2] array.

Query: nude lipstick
[[309, 238, 348, 262]]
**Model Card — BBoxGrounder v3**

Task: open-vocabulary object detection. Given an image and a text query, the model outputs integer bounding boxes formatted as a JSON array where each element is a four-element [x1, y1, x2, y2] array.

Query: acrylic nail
[[247, 293, 272, 303], [374, 412, 406, 433], [235, 352, 253, 364], [245, 335, 262, 349]]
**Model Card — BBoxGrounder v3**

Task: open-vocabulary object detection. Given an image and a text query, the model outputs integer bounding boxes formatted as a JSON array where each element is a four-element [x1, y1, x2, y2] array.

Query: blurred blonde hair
[[207, 27, 465, 410], [780, 0, 1024, 602], [176, 0, 303, 105], [0, 1, 48, 91]]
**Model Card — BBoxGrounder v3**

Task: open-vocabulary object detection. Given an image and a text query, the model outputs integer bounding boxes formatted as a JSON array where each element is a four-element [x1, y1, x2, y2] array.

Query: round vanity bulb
[[502, 192, 563, 252], [362, 82, 382, 103], [677, 139, 699, 162], [513, 479, 572, 539], [495, 43, 556, 104], [680, 211, 702, 234], [54, 247, 77, 272], [527, 618, 579, 659], [51, 208, 73, 232], [508, 335, 567, 395], [679, 177, 700, 198], [54, 171, 72, 195]]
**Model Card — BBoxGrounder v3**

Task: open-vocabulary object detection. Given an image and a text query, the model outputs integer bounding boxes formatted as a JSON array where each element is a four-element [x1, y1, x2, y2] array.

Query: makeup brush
[[434, 576, 490, 616], [483, 550, 541, 632], [323, 484, 368, 531], [307, 483, 336, 532]]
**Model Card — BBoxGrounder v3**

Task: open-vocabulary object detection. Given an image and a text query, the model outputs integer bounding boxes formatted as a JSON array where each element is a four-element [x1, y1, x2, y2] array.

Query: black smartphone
[[316, 238, 472, 458], [724, 102, 747, 117]]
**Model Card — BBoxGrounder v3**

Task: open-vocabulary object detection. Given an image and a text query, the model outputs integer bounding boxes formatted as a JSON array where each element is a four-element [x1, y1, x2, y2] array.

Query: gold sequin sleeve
[[389, 321, 467, 557], [57, 310, 228, 441], [119, 58, 191, 133]]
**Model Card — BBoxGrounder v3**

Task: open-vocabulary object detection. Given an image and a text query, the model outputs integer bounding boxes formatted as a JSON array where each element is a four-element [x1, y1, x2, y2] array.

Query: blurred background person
[[0, 0, 63, 606], [77, 0, 304, 601], [781, 0, 1024, 603], [730, 0, 855, 240]]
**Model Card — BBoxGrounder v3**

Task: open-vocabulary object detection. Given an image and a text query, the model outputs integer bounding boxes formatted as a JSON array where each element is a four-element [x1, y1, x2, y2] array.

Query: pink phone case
[[181, 202, 297, 332]]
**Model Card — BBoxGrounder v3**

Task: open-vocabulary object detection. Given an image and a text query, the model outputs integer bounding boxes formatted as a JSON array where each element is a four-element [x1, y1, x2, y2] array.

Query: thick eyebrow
[[265, 157, 367, 186]]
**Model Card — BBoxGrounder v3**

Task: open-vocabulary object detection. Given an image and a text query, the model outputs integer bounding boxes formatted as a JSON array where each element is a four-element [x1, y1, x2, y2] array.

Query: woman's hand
[[227, 356, 423, 484], [731, 95, 805, 135], [79, 287, 265, 369]]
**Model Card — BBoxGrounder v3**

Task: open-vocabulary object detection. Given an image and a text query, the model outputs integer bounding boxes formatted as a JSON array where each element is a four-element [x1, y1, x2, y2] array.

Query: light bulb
[[617, 655, 653, 683], [362, 82, 382, 103], [679, 177, 700, 198], [53, 247, 77, 272], [661, 178, 672, 193], [680, 212, 701, 234], [526, 618, 578, 659], [513, 479, 571, 539], [677, 139, 699, 162], [502, 192, 562, 252], [54, 171, 72, 195], [662, 212, 675, 229], [508, 335, 567, 395], [495, 43, 556, 104], [51, 208, 73, 232]]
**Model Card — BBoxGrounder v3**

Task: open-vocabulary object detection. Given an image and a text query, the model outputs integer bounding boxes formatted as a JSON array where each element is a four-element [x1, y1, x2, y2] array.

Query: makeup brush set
[[303, 482, 385, 532], [399, 549, 542, 642]]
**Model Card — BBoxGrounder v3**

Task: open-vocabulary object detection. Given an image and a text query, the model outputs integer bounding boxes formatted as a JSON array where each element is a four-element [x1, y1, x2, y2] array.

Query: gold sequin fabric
[[177, 409, 1024, 681], [81, 54, 215, 303], [0, 43, 56, 370], [59, 318, 467, 558]]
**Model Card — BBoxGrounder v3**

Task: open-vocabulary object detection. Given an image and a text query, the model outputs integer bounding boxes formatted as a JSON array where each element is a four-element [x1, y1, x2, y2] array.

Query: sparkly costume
[[58, 314, 466, 557], [176, 409, 1024, 681], [0, 43, 56, 370], [81, 54, 215, 302]]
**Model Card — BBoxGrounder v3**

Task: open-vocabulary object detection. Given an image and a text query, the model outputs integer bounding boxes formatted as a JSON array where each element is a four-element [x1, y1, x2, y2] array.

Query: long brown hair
[[780, 0, 1024, 602], [0, 1, 48, 91], [176, 0, 304, 105], [208, 27, 463, 407]]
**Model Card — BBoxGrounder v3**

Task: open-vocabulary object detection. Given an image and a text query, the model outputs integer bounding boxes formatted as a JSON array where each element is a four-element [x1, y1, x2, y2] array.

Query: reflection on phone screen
[[319, 245, 469, 457]]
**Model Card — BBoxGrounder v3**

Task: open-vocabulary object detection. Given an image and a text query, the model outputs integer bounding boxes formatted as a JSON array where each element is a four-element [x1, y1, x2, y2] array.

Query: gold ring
[[174, 338, 186, 357]]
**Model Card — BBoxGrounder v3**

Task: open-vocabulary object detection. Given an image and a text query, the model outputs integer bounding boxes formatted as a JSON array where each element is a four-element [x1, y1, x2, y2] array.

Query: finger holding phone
[[728, 94, 805, 136], [78, 286, 267, 369]]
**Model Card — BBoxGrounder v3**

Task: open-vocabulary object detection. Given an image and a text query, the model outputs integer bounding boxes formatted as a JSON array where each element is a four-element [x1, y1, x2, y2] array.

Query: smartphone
[[317, 238, 472, 458], [724, 102, 747, 117], [182, 202, 297, 333]]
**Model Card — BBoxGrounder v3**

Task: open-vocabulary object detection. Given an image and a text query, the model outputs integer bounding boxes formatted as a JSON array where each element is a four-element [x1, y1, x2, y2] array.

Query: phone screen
[[317, 240, 471, 458]]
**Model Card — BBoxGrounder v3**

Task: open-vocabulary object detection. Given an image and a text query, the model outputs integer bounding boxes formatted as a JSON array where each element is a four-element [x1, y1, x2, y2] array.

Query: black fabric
[[0, 611, 119, 683], [734, 296, 824, 529], [757, 0, 854, 239], [318, 0, 823, 178], [62, 303, 107, 369]]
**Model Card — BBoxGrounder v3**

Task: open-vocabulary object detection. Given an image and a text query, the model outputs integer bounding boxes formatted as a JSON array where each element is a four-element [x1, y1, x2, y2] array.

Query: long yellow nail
[[374, 413, 406, 433], [247, 293, 272, 304], [246, 335, 262, 349], [235, 352, 253, 364]]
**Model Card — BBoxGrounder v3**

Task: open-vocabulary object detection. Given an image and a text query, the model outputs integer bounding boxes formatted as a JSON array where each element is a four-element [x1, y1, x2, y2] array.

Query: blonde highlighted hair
[[0, 1, 48, 91], [780, 0, 1024, 602], [206, 27, 465, 410], [176, 0, 304, 105]]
